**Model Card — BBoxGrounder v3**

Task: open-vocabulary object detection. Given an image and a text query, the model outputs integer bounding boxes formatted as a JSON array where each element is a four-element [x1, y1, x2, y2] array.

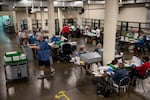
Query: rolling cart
[[4, 61, 29, 82], [4, 51, 29, 82]]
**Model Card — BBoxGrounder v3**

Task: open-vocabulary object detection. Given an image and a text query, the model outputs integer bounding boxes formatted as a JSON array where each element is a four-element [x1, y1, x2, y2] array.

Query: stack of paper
[[20, 54, 26, 60], [4, 56, 12, 62], [6, 51, 17, 55], [12, 56, 20, 61]]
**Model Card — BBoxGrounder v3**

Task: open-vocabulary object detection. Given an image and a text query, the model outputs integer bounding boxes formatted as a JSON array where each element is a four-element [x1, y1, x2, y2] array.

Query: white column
[[12, 11, 17, 32], [27, 17, 33, 31], [26, 7, 32, 31], [58, 8, 63, 35], [48, 0, 55, 37], [41, 9, 45, 30], [77, 12, 82, 26], [103, 0, 119, 65]]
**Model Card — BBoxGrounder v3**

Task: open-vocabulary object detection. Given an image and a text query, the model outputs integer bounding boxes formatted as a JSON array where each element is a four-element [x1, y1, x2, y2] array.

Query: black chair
[[59, 43, 72, 62]]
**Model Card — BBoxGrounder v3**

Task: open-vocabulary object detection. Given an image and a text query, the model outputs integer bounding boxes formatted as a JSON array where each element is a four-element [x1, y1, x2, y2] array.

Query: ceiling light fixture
[[22, 0, 29, 3]]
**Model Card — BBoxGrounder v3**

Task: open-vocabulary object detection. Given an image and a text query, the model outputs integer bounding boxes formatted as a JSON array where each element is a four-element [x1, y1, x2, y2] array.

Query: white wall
[[35, 11, 58, 30], [0, 11, 14, 16], [14, 4, 148, 31], [81, 4, 147, 23], [118, 6, 147, 22], [36, 12, 41, 20], [81, 5, 105, 19], [80, 4, 147, 28], [16, 11, 27, 31]]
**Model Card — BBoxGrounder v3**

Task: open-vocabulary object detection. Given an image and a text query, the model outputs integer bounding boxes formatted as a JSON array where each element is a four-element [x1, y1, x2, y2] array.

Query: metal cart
[[4, 61, 29, 82]]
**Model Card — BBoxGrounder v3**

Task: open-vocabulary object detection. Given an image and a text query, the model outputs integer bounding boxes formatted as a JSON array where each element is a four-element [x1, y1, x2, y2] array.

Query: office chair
[[59, 43, 72, 62]]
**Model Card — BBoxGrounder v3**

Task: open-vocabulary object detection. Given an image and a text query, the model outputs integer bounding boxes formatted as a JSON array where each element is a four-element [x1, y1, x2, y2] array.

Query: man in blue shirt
[[29, 31, 38, 44], [30, 35, 54, 79], [51, 35, 59, 42]]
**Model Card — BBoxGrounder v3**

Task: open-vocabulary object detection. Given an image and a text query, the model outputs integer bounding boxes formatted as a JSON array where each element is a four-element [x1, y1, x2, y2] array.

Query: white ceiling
[[0, 0, 150, 9]]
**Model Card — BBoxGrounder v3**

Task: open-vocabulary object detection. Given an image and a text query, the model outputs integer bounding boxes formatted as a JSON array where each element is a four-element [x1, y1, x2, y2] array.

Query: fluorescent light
[[22, 0, 28, 1], [22, 0, 29, 3]]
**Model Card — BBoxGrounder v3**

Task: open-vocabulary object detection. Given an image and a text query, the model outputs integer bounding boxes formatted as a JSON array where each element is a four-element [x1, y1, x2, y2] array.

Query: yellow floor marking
[[55, 91, 70, 100]]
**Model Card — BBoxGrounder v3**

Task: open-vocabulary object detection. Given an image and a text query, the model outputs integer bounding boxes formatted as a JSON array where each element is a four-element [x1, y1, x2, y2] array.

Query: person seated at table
[[70, 45, 87, 64], [110, 63, 128, 85], [50, 35, 59, 42], [98, 66, 114, 76], [110, 58, 119, 67], [93, 43, 103, 55], [129, 56, 150, 83], [108, 57, 127, 70], [135, 35, 146, 53], [134, 32, 139, 39], [76, 45, 87, 57], [130, 54, 142, 66]]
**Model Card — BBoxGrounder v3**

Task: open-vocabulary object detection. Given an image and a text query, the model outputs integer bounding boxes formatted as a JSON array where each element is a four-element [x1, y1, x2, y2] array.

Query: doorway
[[0, 15, 15, 33]]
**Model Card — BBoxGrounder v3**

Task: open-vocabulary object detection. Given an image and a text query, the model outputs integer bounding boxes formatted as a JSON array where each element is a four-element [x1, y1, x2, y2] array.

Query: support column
[[12, 11, 17, 32], [26, 7, 32, 31], [27, 17, 33, 31], [58, 8, 63, 35], [77, 12, 82, 26], [41, 8, 45, 31], [103, 0, 119, 65], [48, 0, 55, 37]]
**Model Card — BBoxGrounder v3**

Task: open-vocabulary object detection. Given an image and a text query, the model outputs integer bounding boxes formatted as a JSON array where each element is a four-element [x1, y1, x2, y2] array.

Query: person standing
[[75, 25, 81, 38], [30, 35, 54, 79], [61, 24, 70, 39]]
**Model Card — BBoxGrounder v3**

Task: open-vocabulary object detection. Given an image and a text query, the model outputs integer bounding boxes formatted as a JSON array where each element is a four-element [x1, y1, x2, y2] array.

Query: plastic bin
[[80, 52, 101, 64], [4, 61, 29, 82], [21, 45, 33, 61]]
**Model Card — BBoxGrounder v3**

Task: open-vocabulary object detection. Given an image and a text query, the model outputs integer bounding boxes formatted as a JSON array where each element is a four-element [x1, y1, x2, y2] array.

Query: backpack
[[96, 82, 110, 97]]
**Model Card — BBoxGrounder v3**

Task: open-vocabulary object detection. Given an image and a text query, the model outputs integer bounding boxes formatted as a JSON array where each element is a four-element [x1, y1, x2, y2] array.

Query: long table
[[118, 40, 138, 51]]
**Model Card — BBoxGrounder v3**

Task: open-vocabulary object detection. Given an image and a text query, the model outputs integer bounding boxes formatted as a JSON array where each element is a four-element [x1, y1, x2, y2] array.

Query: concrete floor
[[0, 31, 150, 100]]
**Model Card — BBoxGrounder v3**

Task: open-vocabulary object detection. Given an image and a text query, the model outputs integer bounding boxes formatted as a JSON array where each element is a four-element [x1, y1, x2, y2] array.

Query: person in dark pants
[[75, 26, 81, 38], [30, 35, 54, 79]]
